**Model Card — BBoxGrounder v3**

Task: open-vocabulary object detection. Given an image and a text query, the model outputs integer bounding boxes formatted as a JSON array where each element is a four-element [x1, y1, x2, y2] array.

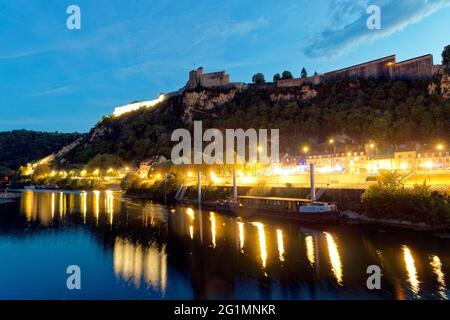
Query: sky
[[0, 0, 449, 133]]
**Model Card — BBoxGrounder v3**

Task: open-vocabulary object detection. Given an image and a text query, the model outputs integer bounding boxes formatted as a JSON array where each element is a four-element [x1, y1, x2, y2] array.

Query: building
[[302, 149, 450, 174], [306, 152, 368, 173], [185, 67, 231, 89]]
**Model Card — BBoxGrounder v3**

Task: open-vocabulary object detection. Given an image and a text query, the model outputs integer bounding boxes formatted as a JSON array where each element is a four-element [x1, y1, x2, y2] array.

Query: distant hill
[[0, 130, 84, 169], [56, 77, 450, 167]]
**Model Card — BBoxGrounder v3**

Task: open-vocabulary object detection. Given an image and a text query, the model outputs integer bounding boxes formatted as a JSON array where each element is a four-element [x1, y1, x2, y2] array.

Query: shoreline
[[340, 210, 447, 231], [0, 192, 21, 205], [4, 188, 449, 233]]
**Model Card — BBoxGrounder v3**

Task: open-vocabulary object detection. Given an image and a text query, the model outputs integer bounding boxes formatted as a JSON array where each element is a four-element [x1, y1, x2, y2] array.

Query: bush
[[362, 171, 450, 227], [248, 182, 271, 197]]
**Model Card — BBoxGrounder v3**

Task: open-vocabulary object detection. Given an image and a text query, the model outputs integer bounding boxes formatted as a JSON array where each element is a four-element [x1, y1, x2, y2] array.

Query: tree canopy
[[87, 154, 124, 171], [252, 73, 266, 84], [273, 73, 281, 83], [281, 71, 293, 80], [301, 67, 308, 78], [442, 44, 450, 73], [0, 130, 83, 170]]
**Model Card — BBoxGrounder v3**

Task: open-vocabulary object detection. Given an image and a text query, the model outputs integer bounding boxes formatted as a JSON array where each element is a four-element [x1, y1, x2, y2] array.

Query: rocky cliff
[[51, 78, 450, 167], [441, 74, 450, 99]]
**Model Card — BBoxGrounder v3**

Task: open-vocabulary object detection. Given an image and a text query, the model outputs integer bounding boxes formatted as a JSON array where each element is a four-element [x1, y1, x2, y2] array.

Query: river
[[0, 190, 448, 300]]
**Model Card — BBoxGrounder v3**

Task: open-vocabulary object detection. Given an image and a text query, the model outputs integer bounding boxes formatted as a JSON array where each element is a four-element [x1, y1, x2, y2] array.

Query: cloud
[[303, 0, 450, 58], [27, 86, 75, 97], [115, 16, 269, 80], [219, 17, 269, 37]]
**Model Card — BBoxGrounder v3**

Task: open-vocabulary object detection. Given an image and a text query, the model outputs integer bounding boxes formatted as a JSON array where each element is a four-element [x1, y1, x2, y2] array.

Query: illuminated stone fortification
[[278, 54, 437, 88], [113, 94, 166, 117], [185, 67, 231, 89], [113, 53, 440, 116]]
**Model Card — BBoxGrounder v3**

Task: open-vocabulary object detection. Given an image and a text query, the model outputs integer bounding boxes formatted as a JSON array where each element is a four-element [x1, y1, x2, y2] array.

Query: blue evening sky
[[0, 0, 449, 132]]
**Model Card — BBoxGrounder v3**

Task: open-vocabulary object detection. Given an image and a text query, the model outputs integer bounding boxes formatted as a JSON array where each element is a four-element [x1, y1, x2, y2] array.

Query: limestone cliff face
[[182, 89, 238, 123], [441, 74, 450, 99], [55, 124, 112, 164], [269, 85, 317, 102], [428, 82, 438, 95], [54, 137, 84, 163]]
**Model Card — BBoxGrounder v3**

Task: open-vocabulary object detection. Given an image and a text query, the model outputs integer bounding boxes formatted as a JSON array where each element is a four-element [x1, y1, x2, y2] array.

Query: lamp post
[[328, 139, 335, 186], [369, 143, 379, 171]]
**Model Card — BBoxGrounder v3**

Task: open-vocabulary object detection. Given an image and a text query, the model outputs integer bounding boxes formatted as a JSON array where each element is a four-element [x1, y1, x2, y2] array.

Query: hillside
[[0, 130, 84, 170], [56, 77, 450, 167]]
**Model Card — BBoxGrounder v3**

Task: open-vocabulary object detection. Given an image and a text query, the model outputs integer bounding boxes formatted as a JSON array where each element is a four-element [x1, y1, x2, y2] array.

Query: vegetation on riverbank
[[121, 172, 231, 202], [361, 171, 450, 228], [9, 155, 125, 190], [121, 173, 181, 200]]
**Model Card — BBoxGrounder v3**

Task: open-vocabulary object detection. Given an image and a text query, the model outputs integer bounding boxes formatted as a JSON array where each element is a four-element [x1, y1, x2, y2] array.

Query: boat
[[216, 195, 339, 223]]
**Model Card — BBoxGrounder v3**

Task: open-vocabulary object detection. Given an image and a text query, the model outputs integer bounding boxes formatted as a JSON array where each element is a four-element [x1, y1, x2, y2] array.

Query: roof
[[238, 196, 312, 202]]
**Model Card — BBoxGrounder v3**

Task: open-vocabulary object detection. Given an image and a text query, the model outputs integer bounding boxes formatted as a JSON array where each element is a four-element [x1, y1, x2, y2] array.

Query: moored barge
[[216, 196, 339, 223]]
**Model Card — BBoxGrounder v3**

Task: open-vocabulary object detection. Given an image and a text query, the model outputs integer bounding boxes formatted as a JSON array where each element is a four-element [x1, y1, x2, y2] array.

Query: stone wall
[[277, 74, 321, 88], [186, 67, 230, 89], [323, 55, 395, 81], [200, 71, 230, 88], [391, 54, 433, 80]]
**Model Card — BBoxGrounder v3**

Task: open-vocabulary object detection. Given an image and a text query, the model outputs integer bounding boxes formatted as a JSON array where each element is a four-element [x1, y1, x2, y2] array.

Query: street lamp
[[302, 146, 310, 154], [436, 144, 444, 151]]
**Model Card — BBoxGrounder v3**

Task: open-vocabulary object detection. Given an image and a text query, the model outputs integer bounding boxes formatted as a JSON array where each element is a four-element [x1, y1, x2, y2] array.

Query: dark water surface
[[0, 190, 449, 300]]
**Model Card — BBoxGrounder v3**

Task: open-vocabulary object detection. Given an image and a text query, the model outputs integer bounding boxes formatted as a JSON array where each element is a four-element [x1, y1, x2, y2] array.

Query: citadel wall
[[391, 54, 433, 80], [277, 74, 321, 88], [323, 55, 395, 81], [186, 67, 231, 89]]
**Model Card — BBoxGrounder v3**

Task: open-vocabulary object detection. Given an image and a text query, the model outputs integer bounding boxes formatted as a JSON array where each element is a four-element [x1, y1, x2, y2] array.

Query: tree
[[252, 73, 265, 85], [0, 166, 14, 178], [87, 154, 123, 173], [301, 67, 308, 78], [33, 164, 50, 178], [273, 73, 281, 83], [281, 71, 293, 80], [442, 44, 450, 73]]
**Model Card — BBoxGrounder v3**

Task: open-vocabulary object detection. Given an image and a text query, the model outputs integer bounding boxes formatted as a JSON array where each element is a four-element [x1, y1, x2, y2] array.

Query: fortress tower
[[185, 67, 231, 89]]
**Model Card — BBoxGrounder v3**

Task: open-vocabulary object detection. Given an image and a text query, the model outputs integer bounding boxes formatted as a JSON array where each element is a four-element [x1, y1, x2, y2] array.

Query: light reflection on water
[[0, 190, 448, 300], [430, 255, 447, 300], [114, 237, 167, 294], [305, 236, 315, 267], [324, 232, 344, 286], [402, 245, 420, 298]]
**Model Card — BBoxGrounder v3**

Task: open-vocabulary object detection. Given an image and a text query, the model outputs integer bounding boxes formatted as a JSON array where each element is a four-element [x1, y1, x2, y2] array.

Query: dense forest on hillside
[[0, 130, 84, 170], [59, 77, 450, 166]]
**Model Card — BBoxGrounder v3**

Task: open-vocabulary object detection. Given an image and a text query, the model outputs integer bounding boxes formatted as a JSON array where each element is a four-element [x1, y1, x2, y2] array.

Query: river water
[[0, 190, 448, 300]]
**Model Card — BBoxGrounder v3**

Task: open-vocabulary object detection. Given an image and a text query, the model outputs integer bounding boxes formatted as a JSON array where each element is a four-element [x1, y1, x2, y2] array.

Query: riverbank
[[341, 210, 450, 231]]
